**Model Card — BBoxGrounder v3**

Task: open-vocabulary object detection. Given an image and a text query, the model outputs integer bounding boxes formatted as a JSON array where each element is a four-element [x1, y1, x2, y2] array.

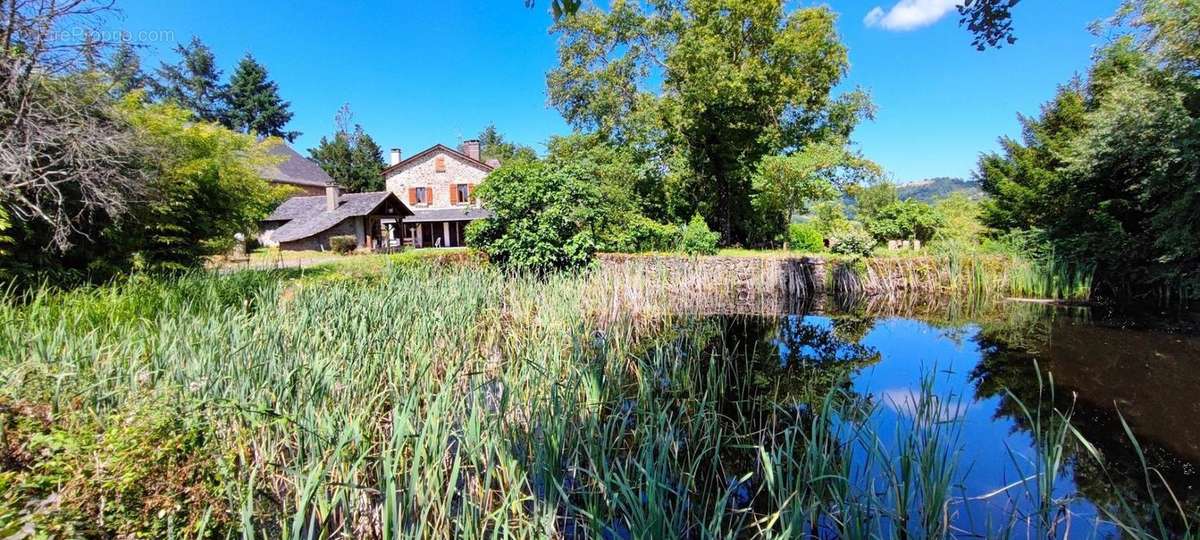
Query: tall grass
[[0, 262, 1181, 538], [1007, 257, 1095, 302]]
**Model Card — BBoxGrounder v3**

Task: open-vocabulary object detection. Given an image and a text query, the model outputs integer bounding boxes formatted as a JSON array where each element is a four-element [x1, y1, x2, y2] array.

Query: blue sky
[[105, 0, 1120, 183]]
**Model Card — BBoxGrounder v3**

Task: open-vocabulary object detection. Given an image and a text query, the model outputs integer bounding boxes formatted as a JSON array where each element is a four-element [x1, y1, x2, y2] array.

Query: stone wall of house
[[384, 150, 489, 209], [278, 217, 363, 252]]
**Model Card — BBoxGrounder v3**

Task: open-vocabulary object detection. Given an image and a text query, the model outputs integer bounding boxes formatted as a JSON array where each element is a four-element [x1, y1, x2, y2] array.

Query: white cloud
[[863, 0, 960, 32]]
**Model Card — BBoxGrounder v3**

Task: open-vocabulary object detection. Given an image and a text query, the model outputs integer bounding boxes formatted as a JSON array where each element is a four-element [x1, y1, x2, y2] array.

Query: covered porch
[[399, 207, 492, 248], [398, 219, 470, 248]]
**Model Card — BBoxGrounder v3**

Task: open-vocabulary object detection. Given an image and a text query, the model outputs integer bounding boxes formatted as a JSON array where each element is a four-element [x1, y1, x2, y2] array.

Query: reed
[[0, 262, 1178, 538]]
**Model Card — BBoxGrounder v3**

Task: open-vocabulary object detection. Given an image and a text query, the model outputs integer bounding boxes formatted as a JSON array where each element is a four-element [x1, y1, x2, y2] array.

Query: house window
[[415, 186, 429, 205], [456, 184, 470, 205], [435, 156, 446, 172]]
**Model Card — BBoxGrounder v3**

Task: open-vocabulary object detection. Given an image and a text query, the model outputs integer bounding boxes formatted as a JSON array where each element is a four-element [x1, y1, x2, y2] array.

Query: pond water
[[693, 299, 1200, 536]]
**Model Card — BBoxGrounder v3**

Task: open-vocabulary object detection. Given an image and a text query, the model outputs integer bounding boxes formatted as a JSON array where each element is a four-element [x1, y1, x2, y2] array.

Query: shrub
[[467, 160, 618, 273], [828, 223, 876, 257], [0, 399, 233, 538], [788, 222, 825, 252], [329, 235, 357, 254], [680, 214, 720, 255], [603, 214, 680, 252]]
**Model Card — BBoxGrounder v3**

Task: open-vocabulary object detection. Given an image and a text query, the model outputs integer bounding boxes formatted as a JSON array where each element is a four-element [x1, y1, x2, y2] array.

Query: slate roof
[[260, 143, 335, 188], [267, 192, 405, 243], [405, 207, 493, 223], [381, 143, 495, 176]]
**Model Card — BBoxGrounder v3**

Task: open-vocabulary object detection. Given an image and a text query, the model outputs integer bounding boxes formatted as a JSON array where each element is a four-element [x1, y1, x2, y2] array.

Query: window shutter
[[428, 186, 434, 205], [467, 184, 474, 204], [408, 187, 416, 205], [435, 157, 445, 172], [449, 183, 458, 204]]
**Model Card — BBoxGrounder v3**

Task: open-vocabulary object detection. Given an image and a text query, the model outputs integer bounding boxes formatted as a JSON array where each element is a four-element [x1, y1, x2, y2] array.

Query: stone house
[[382, 140, 496, 248], [259, 140, 497, 251], [259, 185, 410, 251]]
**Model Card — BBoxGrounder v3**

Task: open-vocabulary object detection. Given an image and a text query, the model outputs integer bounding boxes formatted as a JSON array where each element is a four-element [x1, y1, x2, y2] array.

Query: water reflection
[[690, 298, 1200, 536]]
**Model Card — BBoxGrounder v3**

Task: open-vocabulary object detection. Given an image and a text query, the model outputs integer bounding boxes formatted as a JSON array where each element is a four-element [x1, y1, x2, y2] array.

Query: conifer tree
[[226, 53, 299, 141], [153, 36, 228, 123], [108, 42, 149, 97]]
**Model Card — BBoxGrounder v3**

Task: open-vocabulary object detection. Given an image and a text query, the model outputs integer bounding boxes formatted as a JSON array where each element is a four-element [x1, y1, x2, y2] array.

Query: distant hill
[[896, 177, 984, 203]]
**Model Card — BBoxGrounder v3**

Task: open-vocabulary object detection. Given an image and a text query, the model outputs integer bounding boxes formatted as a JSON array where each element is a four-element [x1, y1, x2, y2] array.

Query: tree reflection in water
[[970, 304, 1200, 534], [620, 297, 1199, 536]]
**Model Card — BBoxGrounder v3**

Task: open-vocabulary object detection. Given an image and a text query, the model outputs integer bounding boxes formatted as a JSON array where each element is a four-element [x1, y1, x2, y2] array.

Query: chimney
[[325, 183, 340, 211], [460, 139, 481, 161], [389, 148, 402, 166]]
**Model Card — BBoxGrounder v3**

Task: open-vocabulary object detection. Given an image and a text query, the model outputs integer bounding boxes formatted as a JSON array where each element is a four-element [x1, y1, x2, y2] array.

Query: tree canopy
[[976, 0, 1200, 300], [547, 0, 870, 246], [308, 104, 385, 192], [478, 124, 538, 163]]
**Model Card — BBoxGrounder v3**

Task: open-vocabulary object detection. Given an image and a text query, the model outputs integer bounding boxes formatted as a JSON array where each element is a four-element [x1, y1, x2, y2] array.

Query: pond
[[680, 298, 1200, 537]]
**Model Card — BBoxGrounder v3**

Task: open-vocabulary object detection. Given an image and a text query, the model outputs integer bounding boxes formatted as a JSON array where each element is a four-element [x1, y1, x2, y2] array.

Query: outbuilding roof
[[268, 192, 407, 243], [260, 143, 335, 188]]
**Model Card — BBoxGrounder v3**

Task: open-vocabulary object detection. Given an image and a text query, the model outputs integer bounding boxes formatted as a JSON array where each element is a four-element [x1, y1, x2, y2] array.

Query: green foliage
[[152, 37, 228, 123], [828, 223, 876, 257], [680, 213, 719, 255], [865, 199, 943, 242], [478, 124, 538, 163], [959, 0, 1021, 50], [0, 399, 232, 538], [548, 0, 870, 246], [810, 200, 850, 236], [932, 192, 988, 246], [977, 7, 1200, 301], [0, 207, 9, 257], [308, 105, 386, 192], [788, 222, 825, 252], [225, 54, 299, 141], [1, 89, 283, 283], [847, 181, 899, 221], [602, 214, 680, 252], [977, 83, 1087, 232], [751, 142, 875, 244], [106, 42, 150, 97], [329, 235, 356, 254], [467, 160, 615, 272], [115, 96, 283, 271]]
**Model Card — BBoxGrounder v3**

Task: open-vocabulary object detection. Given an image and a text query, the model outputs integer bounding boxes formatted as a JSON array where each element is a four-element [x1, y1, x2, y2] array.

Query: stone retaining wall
[[597, 253, 1011, 315]]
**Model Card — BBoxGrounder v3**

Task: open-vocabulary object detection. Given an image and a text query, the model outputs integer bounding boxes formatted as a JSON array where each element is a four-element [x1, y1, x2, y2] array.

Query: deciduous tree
[[309, 104, 385, 192], [547, 0, 870, 245], [1, 0, 149, 251], [753, 142, 879, 232]]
